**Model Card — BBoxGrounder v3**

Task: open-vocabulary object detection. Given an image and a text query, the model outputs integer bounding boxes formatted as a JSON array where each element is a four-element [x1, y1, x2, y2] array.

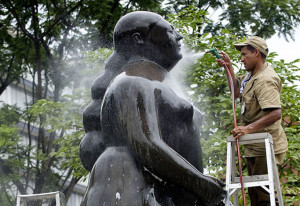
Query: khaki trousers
[[245, 153, 285, 206]]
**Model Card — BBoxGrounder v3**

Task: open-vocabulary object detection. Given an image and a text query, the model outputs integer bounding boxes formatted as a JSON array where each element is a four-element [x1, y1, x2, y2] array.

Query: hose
[[206, 48, 246, 206], [223, 64, 247, 206]]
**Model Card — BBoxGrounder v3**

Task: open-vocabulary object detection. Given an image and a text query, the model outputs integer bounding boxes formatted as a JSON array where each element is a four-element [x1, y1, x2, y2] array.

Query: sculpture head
[[114, 11, 183, 71]]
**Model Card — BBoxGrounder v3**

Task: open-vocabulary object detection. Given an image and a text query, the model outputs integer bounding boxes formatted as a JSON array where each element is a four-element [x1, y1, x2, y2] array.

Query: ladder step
[[233, 174, 269, 183], [228, 181, 271, 189]]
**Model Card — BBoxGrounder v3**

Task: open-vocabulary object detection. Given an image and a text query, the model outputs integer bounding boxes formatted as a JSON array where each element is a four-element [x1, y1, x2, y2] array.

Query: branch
[[12, 179, 27, 195], [100, 0, 120, 34], [0, 81, 8, 95], [49, 175, 80, 206], [2, 184, 14, 206], [122, 0, 132, 15], [254, 0, 276, 37], [62, 169, 73, 187], [62, 176, 80, 202], [0, 54, 16, 95], [1, 0, 35, 40], [40, 0, 84, 39], [30, 0, 39, 40], [25, 119, 33, 190]]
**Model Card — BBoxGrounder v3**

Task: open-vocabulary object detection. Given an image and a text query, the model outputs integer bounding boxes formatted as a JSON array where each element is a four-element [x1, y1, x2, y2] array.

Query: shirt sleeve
[[255, 79, 282, 109]]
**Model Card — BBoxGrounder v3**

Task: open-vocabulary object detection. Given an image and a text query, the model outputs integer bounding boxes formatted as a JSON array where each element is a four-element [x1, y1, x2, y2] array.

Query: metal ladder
[[225, 133, 284, 206]]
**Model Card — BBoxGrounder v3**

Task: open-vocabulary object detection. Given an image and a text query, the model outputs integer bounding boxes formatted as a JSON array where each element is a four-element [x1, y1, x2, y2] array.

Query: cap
[[234, 36, 268, 57]]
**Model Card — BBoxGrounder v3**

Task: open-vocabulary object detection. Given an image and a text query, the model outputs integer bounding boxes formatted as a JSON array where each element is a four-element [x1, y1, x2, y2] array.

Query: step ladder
[[225, 133, 283, 206]]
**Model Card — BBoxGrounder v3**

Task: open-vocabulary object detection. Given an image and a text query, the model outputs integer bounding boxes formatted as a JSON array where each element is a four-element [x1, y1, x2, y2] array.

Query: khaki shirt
[[238, 62, 288, 157]]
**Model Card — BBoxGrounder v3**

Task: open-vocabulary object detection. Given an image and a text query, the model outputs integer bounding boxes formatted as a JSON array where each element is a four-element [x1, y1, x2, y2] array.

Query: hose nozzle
[[205, 48, 222, 59]]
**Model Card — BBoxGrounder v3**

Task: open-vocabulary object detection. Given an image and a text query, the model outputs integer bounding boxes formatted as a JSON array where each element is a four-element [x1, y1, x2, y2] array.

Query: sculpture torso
[[102, 60, 201, 159], [81, 60, 224, 206], [154, 85, 203, 172]]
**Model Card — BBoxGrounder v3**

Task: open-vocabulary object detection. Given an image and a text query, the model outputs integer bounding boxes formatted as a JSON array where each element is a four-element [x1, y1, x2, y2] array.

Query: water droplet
[[116, 192, 121, 200]]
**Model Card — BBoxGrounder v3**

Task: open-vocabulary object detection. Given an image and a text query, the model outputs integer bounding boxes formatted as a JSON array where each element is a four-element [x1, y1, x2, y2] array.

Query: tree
[[23, 91, 90, 204], [0, 0, 167, 99], [0, 1, 87, 204], [0, 46, 113, 206], [0, 104, 24, 205], [0, 92, 89, 205], [0, 4, 30, 95], [271, 56, 300, 205], [165, 0, 300, 40]]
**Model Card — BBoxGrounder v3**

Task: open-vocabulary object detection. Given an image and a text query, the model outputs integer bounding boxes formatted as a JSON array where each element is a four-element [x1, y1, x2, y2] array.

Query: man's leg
[[246, 156, 270, 206], [246, 157, 257, 205]]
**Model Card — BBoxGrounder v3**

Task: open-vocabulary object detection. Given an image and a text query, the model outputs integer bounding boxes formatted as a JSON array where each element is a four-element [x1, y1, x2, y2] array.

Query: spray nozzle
[[205, 48, 222, 59]]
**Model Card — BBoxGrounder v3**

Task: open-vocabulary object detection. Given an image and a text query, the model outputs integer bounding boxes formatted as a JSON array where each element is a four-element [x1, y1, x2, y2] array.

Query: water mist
[[165, 46, 205, 100]]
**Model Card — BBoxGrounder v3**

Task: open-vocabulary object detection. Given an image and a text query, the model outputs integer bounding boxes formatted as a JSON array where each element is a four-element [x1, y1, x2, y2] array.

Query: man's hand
[[216, 51, 233, 68], [231, 126, 252, 139], [232, 109, 282, 139], [215, 51, 240, 99]]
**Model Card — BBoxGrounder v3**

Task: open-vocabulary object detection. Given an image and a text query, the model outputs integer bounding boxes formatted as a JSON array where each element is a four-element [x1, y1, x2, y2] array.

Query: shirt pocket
[[243, 92, 258, 118]]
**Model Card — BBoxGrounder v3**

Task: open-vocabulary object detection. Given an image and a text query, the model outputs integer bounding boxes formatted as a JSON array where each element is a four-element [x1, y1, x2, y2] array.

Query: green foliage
[[220, 0, 300, 40], [279, 127, 300, 205], [0, 104, 24, 205], [268, 55, 300, 205], [168, 6, 210, 48], [0, 91, 90, 203], [0, 125, 20, 154], [0, 103, 21, 125], [81, 48, 113, 78], [0, 192, 14, 206], [170, 8, 243, 174], [0, 103, 22, 156], [124, 0, 165, 14], [25, 89, 90, 179], [166, 0, 300, 40], [78, 0, 166, 48], [186, 32, 243, 178], [0, 28, 29, 95]]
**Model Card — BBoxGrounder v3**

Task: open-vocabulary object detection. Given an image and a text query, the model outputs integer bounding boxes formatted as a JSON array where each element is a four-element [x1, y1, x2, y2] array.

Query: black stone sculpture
[[80, 11, 226, 206]]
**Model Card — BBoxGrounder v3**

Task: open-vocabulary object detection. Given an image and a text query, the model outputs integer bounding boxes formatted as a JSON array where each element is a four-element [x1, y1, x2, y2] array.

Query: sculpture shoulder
[[106, 72, 158, 96], [106, 60, 167, 94]]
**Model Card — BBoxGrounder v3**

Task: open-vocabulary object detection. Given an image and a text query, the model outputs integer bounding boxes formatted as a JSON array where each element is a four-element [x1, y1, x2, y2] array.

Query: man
[[217, 36, 288, 205]]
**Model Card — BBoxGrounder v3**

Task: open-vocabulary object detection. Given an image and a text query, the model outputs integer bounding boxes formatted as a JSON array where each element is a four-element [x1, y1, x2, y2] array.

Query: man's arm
[[231, 108, 282, 139], [216, 51, 240, 99]]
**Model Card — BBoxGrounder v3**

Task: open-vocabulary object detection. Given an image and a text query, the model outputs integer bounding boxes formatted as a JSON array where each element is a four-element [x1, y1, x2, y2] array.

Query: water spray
[[206, 48, 247, 206]]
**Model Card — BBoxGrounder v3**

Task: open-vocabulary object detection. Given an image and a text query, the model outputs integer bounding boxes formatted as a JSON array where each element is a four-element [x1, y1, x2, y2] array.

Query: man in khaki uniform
[[216, 36, 288, 205]]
